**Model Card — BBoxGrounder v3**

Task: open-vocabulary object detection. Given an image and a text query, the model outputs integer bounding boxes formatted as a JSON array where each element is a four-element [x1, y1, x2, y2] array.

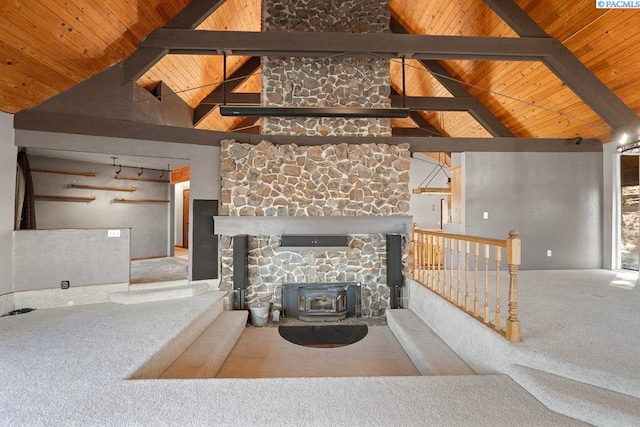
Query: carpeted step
[[160, 310, 249, 379], [109, 283, 209, 305], [510, 365, 640, 427], [128, 279, 189, 291], [128, 291, 227, 379], [387, 308, 475, 376]]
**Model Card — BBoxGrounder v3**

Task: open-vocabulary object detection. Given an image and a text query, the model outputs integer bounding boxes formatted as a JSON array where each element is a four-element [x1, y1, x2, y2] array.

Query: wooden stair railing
[[411, 227, 522, 342]]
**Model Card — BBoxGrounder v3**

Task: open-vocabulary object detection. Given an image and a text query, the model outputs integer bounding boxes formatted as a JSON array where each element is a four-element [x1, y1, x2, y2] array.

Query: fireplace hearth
[[283, 283, 361, 322]]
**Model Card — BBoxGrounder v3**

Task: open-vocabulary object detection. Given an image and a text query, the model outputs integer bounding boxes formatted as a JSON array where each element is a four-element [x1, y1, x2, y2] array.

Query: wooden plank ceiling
[[2, 0, 640, 142]]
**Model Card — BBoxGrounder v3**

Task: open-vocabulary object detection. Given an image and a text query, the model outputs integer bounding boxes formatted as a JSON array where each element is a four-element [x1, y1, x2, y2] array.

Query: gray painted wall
[[29, 156, 170, 259], [464, 152, 603, 269], [14, 129, 219, 280], [13, 228, 130, 291], [0, 112, 15, 300], [35, 66, 193, 128], [408, 153, 449, 229]]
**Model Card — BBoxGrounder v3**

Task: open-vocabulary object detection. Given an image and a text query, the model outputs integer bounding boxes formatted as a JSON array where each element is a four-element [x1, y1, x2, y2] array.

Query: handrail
[[412, 227, 522, 342]]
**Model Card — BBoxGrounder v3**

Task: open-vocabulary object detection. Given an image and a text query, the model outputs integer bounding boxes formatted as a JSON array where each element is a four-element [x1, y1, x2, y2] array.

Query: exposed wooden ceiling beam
[[193, 57, 261, 125], [122, 0, 228, 84], [14, 110, 603, 153], [482, 0, 640, 132], [122, 30, 564, 84], [164, 0, 228, 30], [230, 117, 260, 134], [200, 92, 481, 111], [389, 17, 514, 138], [146, 29, 563, 58], [122, 48, 169, 85]]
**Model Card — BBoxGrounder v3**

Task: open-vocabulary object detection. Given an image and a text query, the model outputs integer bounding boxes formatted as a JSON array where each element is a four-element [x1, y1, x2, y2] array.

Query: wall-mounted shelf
[[114, 175, 169, 184], [31, 168, 96, 177], [114, 197, 170, 203], [71, 183, 136, 192], [35, 194, 96, 202], [412, 187, 452, 195]]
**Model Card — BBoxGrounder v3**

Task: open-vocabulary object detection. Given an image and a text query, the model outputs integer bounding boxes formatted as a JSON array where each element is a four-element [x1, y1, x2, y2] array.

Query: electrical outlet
[[107, 229, 120, 238], [547, 250, 552, 257], [483, 212, 489, 219], [61, 280, 70, 289]]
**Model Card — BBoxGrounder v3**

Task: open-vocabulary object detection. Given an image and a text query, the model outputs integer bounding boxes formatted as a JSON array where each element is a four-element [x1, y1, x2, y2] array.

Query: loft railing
[[411, 227, 522, 342]]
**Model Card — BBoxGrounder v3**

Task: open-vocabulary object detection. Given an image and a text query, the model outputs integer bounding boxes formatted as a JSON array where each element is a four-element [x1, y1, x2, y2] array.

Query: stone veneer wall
[[261, 0, 391, 137], [219, 140, 411, 317]]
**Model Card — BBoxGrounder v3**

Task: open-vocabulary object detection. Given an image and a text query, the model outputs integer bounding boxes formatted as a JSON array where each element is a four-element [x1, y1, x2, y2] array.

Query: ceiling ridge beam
[[482, 0, 640, 132], [121, 0, 228, 84], [390, 17, 514, 137], [193, 56, 261, 125]]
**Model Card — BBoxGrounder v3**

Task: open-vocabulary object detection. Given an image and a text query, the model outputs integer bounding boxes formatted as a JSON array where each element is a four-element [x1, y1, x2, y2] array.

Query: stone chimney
[[261, 0, 392, 137]]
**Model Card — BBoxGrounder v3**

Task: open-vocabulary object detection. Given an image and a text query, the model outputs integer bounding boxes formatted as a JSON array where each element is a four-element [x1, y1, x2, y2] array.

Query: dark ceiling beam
[[483, 0, 640, 132], [390, 88, 442, 136], [14, 111, 602, 153], [200, 92, 479, 111], [230, 116, 261, 134], [193, 56, 261, 125], [145, 29, 562, 58], [164, 0, 228, 30], [122, 48, 169, 84], [392, 128, 440, 137], [121, 0, 228, 84], [390, 18, 514, 137]]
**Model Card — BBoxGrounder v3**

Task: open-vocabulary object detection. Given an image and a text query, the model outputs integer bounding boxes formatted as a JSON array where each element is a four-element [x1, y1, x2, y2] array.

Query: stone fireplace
[[216, 0, 410, 318], [218, 140, 411, 317]]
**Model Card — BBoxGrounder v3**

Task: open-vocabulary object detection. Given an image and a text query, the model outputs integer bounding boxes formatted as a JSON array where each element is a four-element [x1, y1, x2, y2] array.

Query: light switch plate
[[108, 229, 120, 238], [483, 212, 489, 219]]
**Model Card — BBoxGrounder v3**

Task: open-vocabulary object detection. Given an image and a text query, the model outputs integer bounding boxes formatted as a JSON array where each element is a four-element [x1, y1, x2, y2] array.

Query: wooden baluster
[[429, 234, 435, 290], [495, 246, 502, 331], [449, 238, 454, 301], [436, 236, 441, 295], [465, 241, 470, 311], [411, 231, 422, 281], [443, 238, 448, 297], [506, 230, 522, 342], [420, 233, 426, 285], [438, 236, 443, 294], [474, 242, 479, 316], [484, 244, 490, 323], [425, 234, 430, 289], [457, 240, 463, 306]]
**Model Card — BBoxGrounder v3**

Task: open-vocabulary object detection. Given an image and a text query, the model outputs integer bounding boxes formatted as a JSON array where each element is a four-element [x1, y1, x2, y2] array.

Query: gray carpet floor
[[0, 284, 587, 426]]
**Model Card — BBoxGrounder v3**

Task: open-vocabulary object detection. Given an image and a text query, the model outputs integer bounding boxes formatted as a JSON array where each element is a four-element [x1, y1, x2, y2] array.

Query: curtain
[[14, 162, 25, 229], [16, 149, 36, 229]]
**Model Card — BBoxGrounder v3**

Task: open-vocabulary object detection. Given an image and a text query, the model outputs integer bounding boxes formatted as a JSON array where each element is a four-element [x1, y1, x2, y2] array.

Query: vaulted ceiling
[[2, 0, 640, 143]]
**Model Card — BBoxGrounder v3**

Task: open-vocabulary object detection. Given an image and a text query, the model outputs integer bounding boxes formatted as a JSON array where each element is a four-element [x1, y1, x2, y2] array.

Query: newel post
[[505, 230, 522, 342]]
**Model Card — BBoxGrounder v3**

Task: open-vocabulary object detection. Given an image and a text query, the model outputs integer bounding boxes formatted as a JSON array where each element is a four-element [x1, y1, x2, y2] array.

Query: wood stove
[[283, 282, 360, 321]]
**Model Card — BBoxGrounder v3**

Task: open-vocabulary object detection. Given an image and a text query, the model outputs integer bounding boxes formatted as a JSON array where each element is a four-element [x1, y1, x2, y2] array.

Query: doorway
[[183, 188, 190, 249], [620, 155, 639, 270]]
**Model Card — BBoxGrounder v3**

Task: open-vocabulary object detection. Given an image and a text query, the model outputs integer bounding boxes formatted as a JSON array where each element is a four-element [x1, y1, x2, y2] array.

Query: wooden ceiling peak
[[4, 0, 640, 144]]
